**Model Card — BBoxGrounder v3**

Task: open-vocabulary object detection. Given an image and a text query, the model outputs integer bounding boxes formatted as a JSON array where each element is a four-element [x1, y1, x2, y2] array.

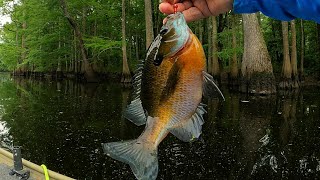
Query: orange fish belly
[[145, 33, 206, 145]]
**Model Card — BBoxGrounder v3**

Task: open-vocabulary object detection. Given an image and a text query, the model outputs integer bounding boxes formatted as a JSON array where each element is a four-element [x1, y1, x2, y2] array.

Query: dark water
[[0, 74, 319, 179]]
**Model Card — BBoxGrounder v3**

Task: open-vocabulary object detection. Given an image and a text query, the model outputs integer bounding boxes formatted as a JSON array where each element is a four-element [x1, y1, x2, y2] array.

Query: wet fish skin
[[102, 12, 223, 180]]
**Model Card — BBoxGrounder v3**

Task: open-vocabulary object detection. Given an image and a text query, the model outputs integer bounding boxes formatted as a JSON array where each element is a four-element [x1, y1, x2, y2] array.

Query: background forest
[[0, 0, 319, 92]]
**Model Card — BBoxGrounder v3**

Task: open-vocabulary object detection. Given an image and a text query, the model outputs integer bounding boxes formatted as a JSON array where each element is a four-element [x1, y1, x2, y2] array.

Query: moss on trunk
[[240, 72, 276, 95]]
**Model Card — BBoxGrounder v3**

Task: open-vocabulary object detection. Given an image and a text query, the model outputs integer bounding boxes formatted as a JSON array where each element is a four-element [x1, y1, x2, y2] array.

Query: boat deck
[[0, 148, 74, 180], [0, 163, 34, 180]]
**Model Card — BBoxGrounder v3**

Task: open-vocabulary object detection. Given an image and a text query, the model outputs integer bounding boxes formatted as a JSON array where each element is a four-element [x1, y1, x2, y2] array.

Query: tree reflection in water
[[0, 76, 318, 179]]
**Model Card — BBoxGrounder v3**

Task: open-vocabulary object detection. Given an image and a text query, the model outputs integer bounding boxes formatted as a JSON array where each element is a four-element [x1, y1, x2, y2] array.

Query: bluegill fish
[[102, 12, 224, 180]]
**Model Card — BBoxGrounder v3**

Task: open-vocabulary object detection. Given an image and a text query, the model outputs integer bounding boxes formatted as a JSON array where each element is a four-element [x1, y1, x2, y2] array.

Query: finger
[[161, 0, 182, 4], [159, 3, 174, 14], [180, 1, 193, 11], [182, 7, 206, 22], [193, 0, 213, 17]]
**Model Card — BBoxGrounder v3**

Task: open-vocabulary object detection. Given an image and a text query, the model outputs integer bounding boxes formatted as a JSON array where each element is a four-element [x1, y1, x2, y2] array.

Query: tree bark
[[57, 32, 62, 73], [59, 0, 97, 82], [198, 20, 204, 44], [135, 35, 140, 61], [144, 0, 154, 49], [121, 0, 132, 83], [317, 23, 320, 79], [207, 17, 212, 73], [256, 12, 261, 26], [241, 14, 276, 95], [57, 18, 62, 77], [14, 23, 19, 75], [279, 21, 292, 89], [211, 16, 220, 80], [21, 21, 26, 63], [82, 7, 86, 36], [20, 2, 27, 75], [290, 20, 299, 88], [229, 14, 239, 87], [300, 20, 305, 81], [317, 23, 320, 53]]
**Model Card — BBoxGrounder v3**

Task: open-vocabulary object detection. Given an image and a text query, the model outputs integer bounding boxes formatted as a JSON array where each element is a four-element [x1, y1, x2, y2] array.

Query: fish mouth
[[167, 12, 184, 20], [166, 12, 184, 24], [153, 12, 189, 66]]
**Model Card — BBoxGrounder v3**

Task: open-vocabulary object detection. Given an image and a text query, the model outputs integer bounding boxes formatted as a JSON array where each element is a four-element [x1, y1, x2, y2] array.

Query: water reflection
[[0, 121, 13, 150], [0, 75, 318, 179], [0, 75, 14, 150]]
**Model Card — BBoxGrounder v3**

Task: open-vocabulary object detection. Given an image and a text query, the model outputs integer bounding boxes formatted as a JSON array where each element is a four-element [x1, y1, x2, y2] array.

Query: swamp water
[[0, 74, 319, 179]]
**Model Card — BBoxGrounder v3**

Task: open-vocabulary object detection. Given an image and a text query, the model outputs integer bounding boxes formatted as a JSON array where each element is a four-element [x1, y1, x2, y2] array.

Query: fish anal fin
[[169, 104, 207, 142], [202, 71, 225, 100], [123, 98, 147, 126]]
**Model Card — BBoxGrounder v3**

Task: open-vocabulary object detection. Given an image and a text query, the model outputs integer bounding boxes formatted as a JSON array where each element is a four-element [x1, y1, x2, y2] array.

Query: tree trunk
[[317, 23, 320, 53], [82, 7, 86, 36], [207, 17, 212, 74], [57, 18, 62, 77], [229, 14, 239, 87], [241, 14, 276, 95], [14, 23, 19, 75], [256, 12, 261, 26], [300, 20, 305, 81], [57, 35, 62, 75], [73, 30, 77, 73], [290, 20, 299, 88], [279, 21, 292, 89], [59, 0, 97, 82], [121, 0, 132, 83], [144, 0, 154, 49], [20, 5, 27, 75], [211, 16, 220, 80], [198, 20, 204, 44], [135, 35, 139, 61], [317, 23, 320, 79]]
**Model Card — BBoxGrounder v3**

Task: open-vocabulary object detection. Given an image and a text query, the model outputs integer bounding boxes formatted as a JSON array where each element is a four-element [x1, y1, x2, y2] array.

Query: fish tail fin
[[102, 139, 158, 180]]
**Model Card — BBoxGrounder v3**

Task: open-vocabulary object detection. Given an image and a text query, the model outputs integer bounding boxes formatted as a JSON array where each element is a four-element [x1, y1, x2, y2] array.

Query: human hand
[[159, 0, 233, 22]]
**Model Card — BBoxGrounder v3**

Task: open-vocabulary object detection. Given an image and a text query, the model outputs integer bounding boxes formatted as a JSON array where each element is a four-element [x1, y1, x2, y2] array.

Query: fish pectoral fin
[[123, 98, 147, 126], [202, 71, 225, 101], [169, 104, 207, 142], [102, 139, 158, 180]]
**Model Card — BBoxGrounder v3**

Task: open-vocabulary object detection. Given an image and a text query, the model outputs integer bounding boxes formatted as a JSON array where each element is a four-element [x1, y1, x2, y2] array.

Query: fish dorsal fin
[[202, 71, 225, 100], [146, 34, 163, 66], [131, 34, 162, 100], [124, 35, 163, 126], [169, 104, 207, 142]]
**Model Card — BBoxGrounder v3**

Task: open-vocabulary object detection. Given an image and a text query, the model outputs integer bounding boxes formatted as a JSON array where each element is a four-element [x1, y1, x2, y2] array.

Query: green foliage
[[303, 22, 320, 74], [0, 0, 319, 76], [84, 36, 121, 60], [217, 23, 243, 64], [0, 0, 141, 73]]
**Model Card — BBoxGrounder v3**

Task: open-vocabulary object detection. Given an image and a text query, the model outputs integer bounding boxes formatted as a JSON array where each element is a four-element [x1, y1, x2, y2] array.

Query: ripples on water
[[0, 75, 318, 179]]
